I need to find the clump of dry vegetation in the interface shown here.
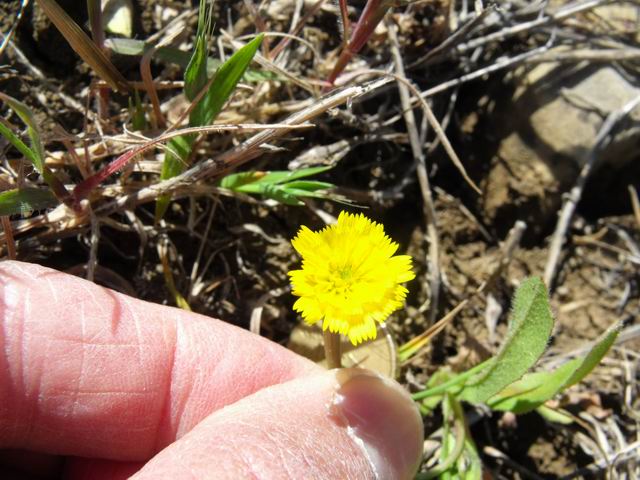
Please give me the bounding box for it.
[1,0,639,477]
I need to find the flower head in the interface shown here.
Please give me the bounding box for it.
[288,211,415,345]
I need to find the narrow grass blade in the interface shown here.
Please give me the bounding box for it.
[250,166,332,185]
[0,93,45,172]
[191,34,264,127]
[460,277,554,403]
[36,0,130,92]
[0,188,57,216]
[0,93,71,203]
[159,241,192,311]
[219,167,339,206]
[0,120,40,169]
[155,34,263,220]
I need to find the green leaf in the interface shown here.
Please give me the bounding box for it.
[218,171,267,189]
[460,277,554,403]
[459,438,483,480]
[218,168,340,206]
[563,320,620,388]
[487,360,578,413]
[251,166,332,185]
[0,93,45,173]
[279,180,334,191]
[0,93,70,203]
[220,166,332,190]
[0,188,57,216]
[128,90,147,130]
[0,120,40,169]
[536,405,574,424]
[184,36,210,101]
[487,321,620,413]
[191,34,264,127]
[155,34,263,221]
[155,135,194,221]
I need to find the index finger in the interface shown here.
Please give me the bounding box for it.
[0,261,318,461]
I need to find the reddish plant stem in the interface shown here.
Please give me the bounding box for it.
[326,0,394,87]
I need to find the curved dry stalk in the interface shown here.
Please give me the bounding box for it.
[388,20,441,324]
[73,123,314,202]
[352,69,481,195]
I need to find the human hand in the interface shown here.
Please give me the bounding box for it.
[0,261,423,479]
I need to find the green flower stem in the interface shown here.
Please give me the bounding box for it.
[323,329,342,369]
[411,360,490,401]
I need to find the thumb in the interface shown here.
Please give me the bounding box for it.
[132,368,424,479]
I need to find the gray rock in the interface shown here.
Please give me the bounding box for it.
[481,62,640,233]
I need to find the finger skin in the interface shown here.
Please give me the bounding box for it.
[0,261,318,460]
[131,369,424,480]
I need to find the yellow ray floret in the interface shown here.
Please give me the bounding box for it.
[288,211,415,345]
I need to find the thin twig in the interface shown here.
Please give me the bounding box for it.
[86,212,99,282]
[455,0,614,54]
[188,198,218,302]
[485,221,526,344]
[420,42,552,100]
[0,0,30,57]
[388,20,441,324]
[410,5,495,68]
[270,0,326,59]
[354,68,481,194]
[1,216,16,260]
[628,185,640,232]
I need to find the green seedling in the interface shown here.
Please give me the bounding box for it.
[219,166,349,206]
[410,277,621,478]
[155,0,263,220]
[0,188,57,217]
[0,93,70,208]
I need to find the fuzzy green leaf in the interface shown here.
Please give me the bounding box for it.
[0,188,57,216]
[460,277,554,403]
[563,321,620,388]
[487,360,578,413]
[487,321,620,413]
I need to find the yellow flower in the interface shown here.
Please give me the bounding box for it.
[288,211,415,345]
